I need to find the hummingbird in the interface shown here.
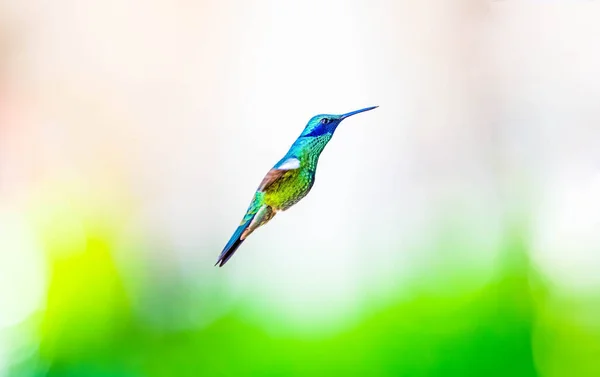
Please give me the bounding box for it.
[215,106,378,267]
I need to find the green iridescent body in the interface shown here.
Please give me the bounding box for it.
[263,134,330,210]
[216,106,377,267]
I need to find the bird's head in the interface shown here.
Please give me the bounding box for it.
[300,106,378,138]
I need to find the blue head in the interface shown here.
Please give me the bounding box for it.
[300,106,378,138]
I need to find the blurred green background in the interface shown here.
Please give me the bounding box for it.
[2,1,600,376]
[4,208,600,377]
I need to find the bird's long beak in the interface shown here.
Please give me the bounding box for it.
[339,106,378,120]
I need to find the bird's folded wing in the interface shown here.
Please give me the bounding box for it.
[258,157,299,192]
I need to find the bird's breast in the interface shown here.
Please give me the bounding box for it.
[263,168,315,211]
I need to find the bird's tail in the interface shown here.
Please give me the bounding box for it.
[215,218,252,267]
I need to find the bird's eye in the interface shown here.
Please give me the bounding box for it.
[321,118,330,124]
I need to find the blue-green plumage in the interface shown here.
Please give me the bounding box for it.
[216,106,378,267]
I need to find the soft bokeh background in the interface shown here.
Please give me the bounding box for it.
[1,0,600,376]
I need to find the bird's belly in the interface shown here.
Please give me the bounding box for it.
[263,170,314,211]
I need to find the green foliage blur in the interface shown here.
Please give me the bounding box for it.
[7,215,600,377]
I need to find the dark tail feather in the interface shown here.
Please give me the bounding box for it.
[215,219,251,267]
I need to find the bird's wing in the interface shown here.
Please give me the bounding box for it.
[258,157,300,192]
